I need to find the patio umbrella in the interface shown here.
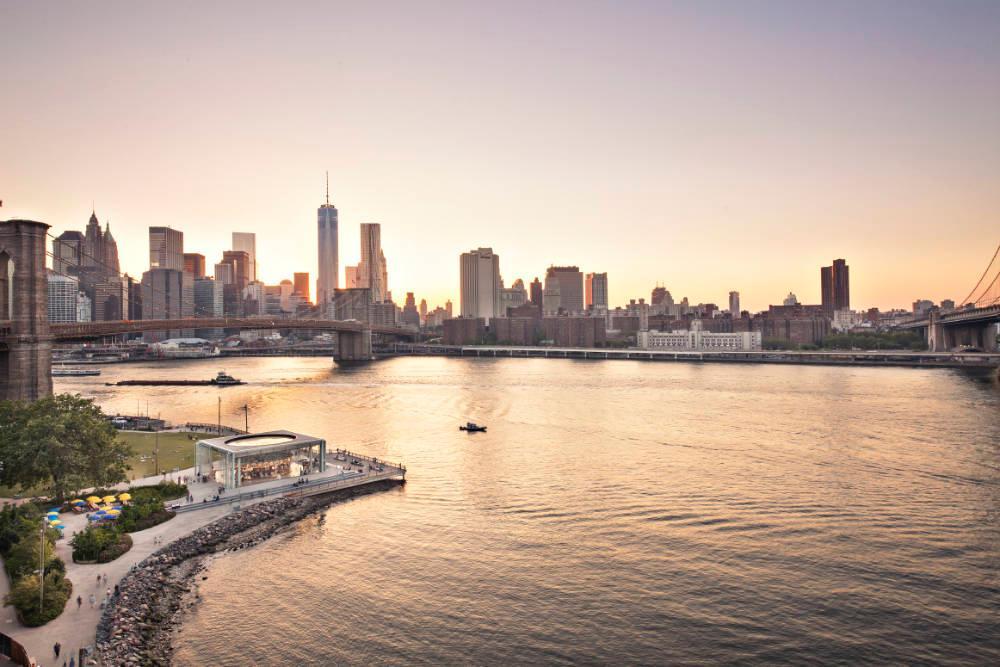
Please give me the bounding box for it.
[118,492,132,501]
[71,499,85,505]
[86,496,101,504]
[87,514,102,521]
[106,509,120,517]
[46,511,59,518]
[103,495,117,503]
[48,519,61,526]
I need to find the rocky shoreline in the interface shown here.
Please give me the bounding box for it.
[95,480,402,666]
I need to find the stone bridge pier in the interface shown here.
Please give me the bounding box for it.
[927,310,998,352]
[335,328,374,362]
[0,219,53,401]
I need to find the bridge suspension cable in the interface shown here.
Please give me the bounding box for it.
[958,242,1000,306]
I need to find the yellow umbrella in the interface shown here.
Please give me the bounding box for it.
[48,519,61,526]
[105,509,120,516]
[103,495,117,503]
[118,492,132,501]
[86,496,101,504]
[71,499,84,504]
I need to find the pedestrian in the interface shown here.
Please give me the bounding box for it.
[114,584,120,596]
[106,587,111,600]
[89,593,95,607]
[76,595,82,610]
[54,642,61,657]
[96,573,101,586]
[70,656,75,667]
[102,573,108,586]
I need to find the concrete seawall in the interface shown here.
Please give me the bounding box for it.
[385,344,1000,371]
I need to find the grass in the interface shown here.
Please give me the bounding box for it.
[0,431,211,498]
[119,431,211,479]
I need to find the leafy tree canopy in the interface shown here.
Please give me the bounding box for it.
[0,394,133,500]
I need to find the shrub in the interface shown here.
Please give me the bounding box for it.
[71,525,134,563]
[129,481,187,502]
[5,571,73,627]
[4,527,57,580]
[118,496,174,533]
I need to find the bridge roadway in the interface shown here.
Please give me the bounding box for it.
[389,343,1000,369]
[47,317,419,341]
[894,303,1000,329]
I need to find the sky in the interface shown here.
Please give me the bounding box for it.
[2,0,998,312]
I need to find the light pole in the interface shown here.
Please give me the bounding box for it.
[38,520,45,614]
[217,396,222,434]
[243,404,249,433]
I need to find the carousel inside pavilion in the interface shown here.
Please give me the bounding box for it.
[194,430,327,489]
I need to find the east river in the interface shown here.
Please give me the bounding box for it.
[57,356,1000,665]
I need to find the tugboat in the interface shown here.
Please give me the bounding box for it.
[459,422,487,432]
[210,371,243,386]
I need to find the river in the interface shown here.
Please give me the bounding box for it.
[57,356,1000,665]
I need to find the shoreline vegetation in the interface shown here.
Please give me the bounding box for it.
[96,479,402,665]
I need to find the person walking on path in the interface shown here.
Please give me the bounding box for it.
[76,595,82,610]
[89,593,96,607]
[102,573,108,586]
[54,642,61,658]
[96,573,101,586]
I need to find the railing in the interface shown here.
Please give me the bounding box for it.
[183,422,248,436]
[172,467,404,513]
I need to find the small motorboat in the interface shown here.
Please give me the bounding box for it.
[459,422,487,432]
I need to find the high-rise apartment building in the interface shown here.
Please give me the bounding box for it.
[149,227,184,271]
[47,272,83,322]
[232,232,257,282]
[358,223,386,302]
[729,291,740,315]
[317,178,339,307]
[545,266,584,314]
[51,231,83,275]
[821,259,850,314]
[140,268,193,340]
[585,272,608,310]
[460,248,501,321]
[184,253,206,278]
[293,272,310,302]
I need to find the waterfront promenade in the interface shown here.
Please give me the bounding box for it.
[388,343,1000,369]
[0,451,404,666]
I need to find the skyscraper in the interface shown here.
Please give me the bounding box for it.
[729,291,741,315]
[51,231,83,275]
[184,253,206,278]
[358,223,386,302]
[221,250,251,289]
[529,278,543,307]
[545,266,584,314]
[232,232,257,282]
[585,272,608,310]
[821,258,850,313]
[317,175,339,307]
[460,248,501,321]
[149,227,184,271]
[293,272,310,302]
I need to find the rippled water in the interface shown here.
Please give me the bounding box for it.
[59,357,1000,665]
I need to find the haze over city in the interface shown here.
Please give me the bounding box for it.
[3,1,998,312]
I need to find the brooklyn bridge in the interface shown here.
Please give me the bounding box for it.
[0,219,418,401]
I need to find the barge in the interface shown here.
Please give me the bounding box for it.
[111,371,245,387]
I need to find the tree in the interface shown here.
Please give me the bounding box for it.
[0,394,133,500]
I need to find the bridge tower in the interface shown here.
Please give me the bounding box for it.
[0,219,53,401]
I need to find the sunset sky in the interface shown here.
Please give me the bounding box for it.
[2,1,998,312]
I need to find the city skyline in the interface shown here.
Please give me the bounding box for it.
[3,2,999,311]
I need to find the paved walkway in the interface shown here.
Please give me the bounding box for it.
[0,456,376,666]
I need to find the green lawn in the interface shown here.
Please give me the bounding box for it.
[118,431,211,480]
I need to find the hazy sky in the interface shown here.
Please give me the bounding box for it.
[2,1,998,311]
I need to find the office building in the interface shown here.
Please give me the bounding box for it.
[149,227,184,271]
[821,258,850,314]
[221,250,251,289]
[345,265,359,288]
[194,277,224,317]
[544,266,583,314]
[460,247,502,321]
[585,272,608,310]
[214,262,234,285]
[184,253,206,278]
[500,279,528,315]
[293,272,310,302]
[51,231,83,275]
[92,276,130,321]
[358,223,387,302]
[402,292,420,328]
[529,278,543,307]
[141,268,193,340]
[729,291,740,315]
[232,232,257,282]
[317,178,339,307]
